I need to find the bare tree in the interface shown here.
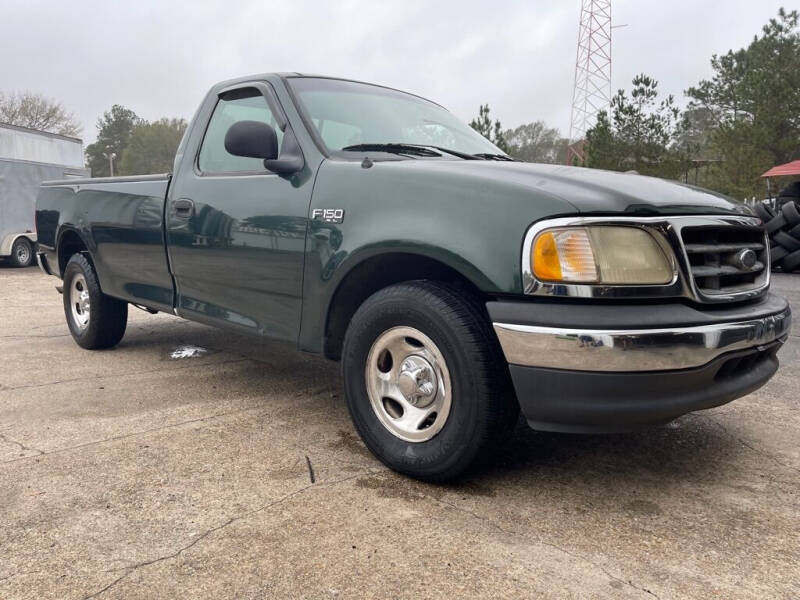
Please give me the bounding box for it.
[0,91,82,136]
[504,121,569,164]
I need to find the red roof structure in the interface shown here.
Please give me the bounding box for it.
[762,160,800,177]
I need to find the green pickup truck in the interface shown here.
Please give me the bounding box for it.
[35,74,791,481]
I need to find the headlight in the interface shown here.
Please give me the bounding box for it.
[531,226,673,285]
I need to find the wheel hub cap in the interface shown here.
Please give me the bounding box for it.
[397,356,437,407]
[69,274,91,330]
[365,326,452,443]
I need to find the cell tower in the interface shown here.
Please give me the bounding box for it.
[567,0,612,164]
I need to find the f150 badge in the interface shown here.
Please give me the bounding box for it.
[312,208,345,224]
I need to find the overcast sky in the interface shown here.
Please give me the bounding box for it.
[0,0,787,145]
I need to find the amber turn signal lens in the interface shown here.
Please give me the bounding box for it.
[532,228,598,282]
[532,232,562,281]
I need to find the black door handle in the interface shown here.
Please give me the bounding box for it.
[173,198,194,218]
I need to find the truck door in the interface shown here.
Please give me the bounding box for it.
[165,85,312,341]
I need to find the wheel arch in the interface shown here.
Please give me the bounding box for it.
[56,228,92,277]
[321,248,494,361]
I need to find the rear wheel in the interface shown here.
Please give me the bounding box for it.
[8,237,33,268]
[341,281,518,482]
[63,253,128,349]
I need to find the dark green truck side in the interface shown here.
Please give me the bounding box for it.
[36,74,792,481]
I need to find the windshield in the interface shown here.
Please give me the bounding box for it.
[287,77,503,156]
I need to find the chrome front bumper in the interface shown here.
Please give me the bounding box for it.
[493,306,791,372]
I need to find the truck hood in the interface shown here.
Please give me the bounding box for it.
[409,160,752,216]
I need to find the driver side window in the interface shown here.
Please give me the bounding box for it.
[198,91,283,173]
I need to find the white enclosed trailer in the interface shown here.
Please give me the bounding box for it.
[0,123,89,266]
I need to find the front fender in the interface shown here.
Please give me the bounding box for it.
[296,159,577,354]
[298,238,499,355]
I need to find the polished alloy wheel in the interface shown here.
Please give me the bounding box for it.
[70,273,91,330]
[365,326,452,442]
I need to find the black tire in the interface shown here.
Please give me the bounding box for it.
[341,281,519,482]
[63,253,128,349]
[765,213,786,235]
[781,200,800,227]
[8,237,34,268]
[771,245,789,265]
[754,202,774,222]
[781,249,800,273]
[772,230,800,252]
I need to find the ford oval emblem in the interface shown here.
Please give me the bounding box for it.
[735,248,757,269]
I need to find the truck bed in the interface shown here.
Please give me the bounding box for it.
[36,173,175,311]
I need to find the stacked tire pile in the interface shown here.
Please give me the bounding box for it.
[755,182,800,273]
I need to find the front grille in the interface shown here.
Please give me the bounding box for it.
[681,226,768,297]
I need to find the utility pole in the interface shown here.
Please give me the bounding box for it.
[567,0,613,165]
[103,151,116,177]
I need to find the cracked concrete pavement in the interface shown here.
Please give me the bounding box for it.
[0,266,798,599]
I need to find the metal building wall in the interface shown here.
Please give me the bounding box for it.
[0,160,89,247]
[0,124,85,167]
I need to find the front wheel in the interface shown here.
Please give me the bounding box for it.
[8,237,34,268]
[341,281,519,482]
[63,253,128,349]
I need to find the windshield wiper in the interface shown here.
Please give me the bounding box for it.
[341,143,442,158]
[472,153,515,161]
[341,143,482,160]
[425,146,482,160]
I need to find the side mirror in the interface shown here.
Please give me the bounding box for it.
[224,120,279,160]
[264,128,305,176]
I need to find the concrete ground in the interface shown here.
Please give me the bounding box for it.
[0,265,798,600]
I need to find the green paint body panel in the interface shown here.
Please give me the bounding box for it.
[36,177,174,312]
[34,73,754,356]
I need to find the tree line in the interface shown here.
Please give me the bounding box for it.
[83,106,187,177]
[470,8,800,200]
[0,93,185,176]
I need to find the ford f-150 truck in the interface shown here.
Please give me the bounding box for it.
[36,74,792,481]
